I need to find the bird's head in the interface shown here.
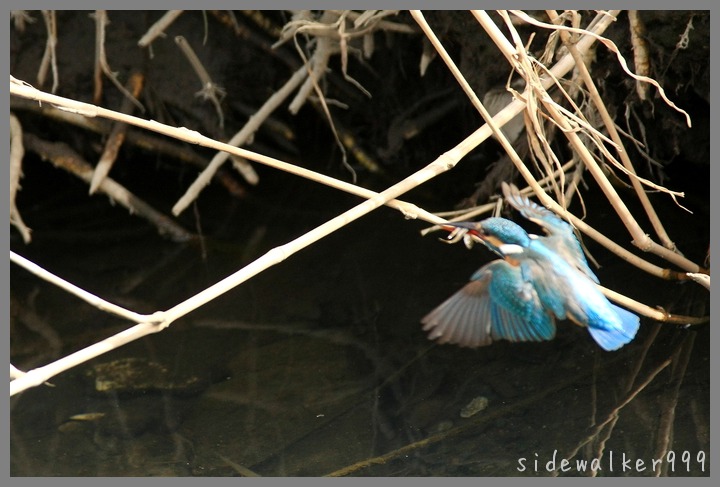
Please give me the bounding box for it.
[475,217,532,248]
[439,217,531,255]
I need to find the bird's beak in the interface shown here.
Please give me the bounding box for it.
[437,222,484,247]
[440,221,481,234]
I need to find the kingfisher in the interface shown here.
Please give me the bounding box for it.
[422,183,640,351]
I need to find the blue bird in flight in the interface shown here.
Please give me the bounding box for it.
[422,183,640,351]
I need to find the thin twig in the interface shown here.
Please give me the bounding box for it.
[508,9,691,127]
[9,9,708,397]
[627,11,651,101]
[10,252,154,324]
[10,96,247,199]
[90,71,145,194]
[425,11,700,283]
[37,10,58,93]
[10,78,438,225]
[23,133,194,242]
[546,10,682,254]
[9,54,548,395]
[653,333,695,476]
[475,10,703,275]
[287,11,358,181]
[170,62,321,212]
[9,114,32,243]
[175,35,226,128]
[137,10,184,47]
[93,10,144,112]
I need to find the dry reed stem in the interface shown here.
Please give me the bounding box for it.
[92,11,144,112]
[8,143,452,395]
[286,11,360,180]
[23,133,193,242]
[432,12,701,282]
[288,15,336,115]
[89,71,145,194]
[137,10,184,47]
[170,63,313,214]
[509,10,691,127]
[9,114,31,244]
[10,96,247,198]
[475,11,703,276]
[627,10,651,101]
[10,252,153,324]
[175,35,226,128]
[37,10,58,93]
[10,78,439,225]
[546,9,680,253]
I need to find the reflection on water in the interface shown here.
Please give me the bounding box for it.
[10,174,710,477]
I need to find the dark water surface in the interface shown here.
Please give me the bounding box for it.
[10,160,710,477]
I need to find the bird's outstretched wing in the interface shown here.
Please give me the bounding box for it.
[422,260,555,347]
[501,182,598,283]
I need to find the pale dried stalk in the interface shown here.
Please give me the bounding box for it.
[286,11,360,180]
[23,133,192,242]
[546,9,681,254]
[137,10,184,47]
[9,114,31,243]
[175,35,226,128]
[10,320,165,396]
[37,10,58,93]
[627,10,650,101]
[476,11,702,275]
[443,12,697,286]
[10,78,439,225]
[274,10,410,48]
[10,252,153,324]
[175,10,414,211]
[422,160,579,223]
[288,21,334,115]
[89,72,145,194]
[410,11,519,171]
[444,12,693,280]
[509,9,691,127]
[170,64,314,214]
[600,285,707,325]
[505,13,699,273]
[332,9,414,34]
[93,10,144,112]
[519,55,685,200]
